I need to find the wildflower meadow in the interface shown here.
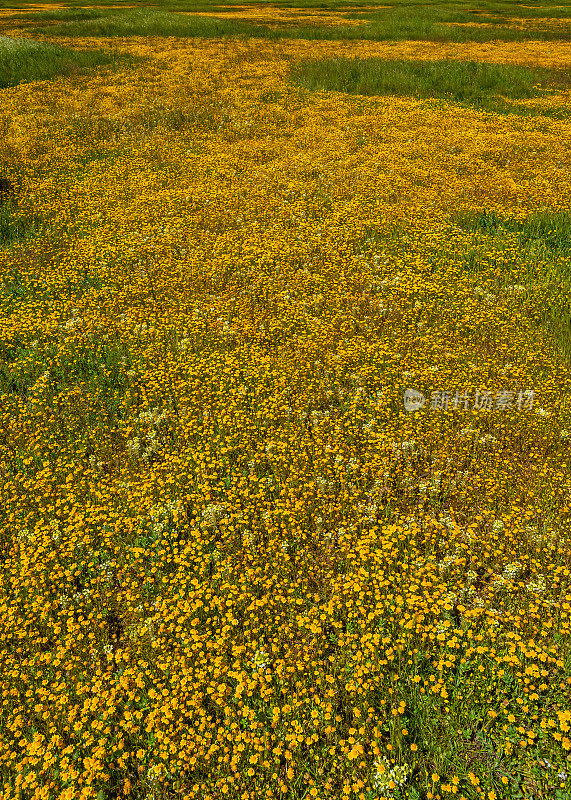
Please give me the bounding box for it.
[0,1,570,799]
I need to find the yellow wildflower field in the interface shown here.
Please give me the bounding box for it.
[0,9,571,800]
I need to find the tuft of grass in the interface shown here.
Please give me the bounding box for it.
[0,35,130,88]
[287,56,571,117]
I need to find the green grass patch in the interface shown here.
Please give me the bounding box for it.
[287,56,571,117]
[458,208,571,257]
[0,35,130,88]
[455,207,571,361]
[12,7,107,23]
[27,9,281,38]
[0,201,35,248]
[338,2,571,41]
[16,0,571,43]
[0,180,42,249]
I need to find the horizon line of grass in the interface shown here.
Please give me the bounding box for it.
[16,3,571,43]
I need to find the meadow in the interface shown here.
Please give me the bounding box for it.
[0,1,570,799]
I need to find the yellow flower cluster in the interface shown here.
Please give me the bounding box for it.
[0,21,570,800]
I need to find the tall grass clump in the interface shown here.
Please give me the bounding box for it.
[288,56,571,116]
[28,9,280,39]
[0,35,125,88]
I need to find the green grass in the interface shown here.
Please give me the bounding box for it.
[14,7,107,23]
[27,9,281,39]
[287,56,571,118]
[338,1,571,41]
[453,208,571,362]
[0,204,29,248]
[0,35,130,88]
[0,198,41,249]
[17,0,570,42]
[459,208,571,255]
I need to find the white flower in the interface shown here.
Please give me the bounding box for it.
[371,757,411,795]
[458,426,477,437]
[503,562,523,581]
[526,575,546,594]
[147,765,164,784]
[202,503,226,528]
[251,649,270,672]
[126,436,141,455]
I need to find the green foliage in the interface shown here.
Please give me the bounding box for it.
[0,35,128,88]
[454,208,571,361]
[460,208,571,255]
[287,56,571,119]
[289,56,566,102]
[28,9,280,39]
[0,201,30,247]
[20,0,571,43]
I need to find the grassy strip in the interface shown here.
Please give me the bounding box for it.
[13,8,107,22]
[0,35,131,88]
[339,2,571,38]
[25,9,571,43]
[287,56,571,117]
[27,9,282,39]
